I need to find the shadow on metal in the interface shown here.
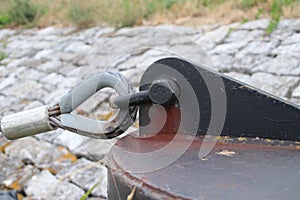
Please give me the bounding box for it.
[107,57,300,200]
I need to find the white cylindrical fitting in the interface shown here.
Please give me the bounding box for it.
[1,106,54,140]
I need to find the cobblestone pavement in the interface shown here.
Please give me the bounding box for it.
[0,19,300,199]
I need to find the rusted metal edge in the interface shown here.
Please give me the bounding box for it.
[139,57,300,141]
[107,134,300,200]
[107,155,190,200]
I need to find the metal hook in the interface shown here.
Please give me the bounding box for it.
[0,71,137,140]
[51,71,138,139]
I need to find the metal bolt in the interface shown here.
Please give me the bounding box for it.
[110,79,181,109]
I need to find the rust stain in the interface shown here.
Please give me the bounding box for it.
[56,146,78,163]
[97,111,114,120]
[109,132,300,200]
[57,152,77,163]
[0,142,11,153]
[57,146,65,151]
[46,167,57,175]
[116,134,299,154]
[17,193,23,200]
[9,181,22,191]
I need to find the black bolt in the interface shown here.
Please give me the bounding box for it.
[110,79,180,108]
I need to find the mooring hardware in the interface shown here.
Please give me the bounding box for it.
[0,57,300,199]
[107,58,300,200]
[1,71,138,140]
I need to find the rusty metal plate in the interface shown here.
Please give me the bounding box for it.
[107,134,300,200]
[139,58,300,141]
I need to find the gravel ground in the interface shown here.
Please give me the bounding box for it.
[0,18,299,199]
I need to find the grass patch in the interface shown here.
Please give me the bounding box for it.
[266,0,282,34]
[200,0,229,8]
[0,0,12,28]
[0,0,47,28]
[0,0,300,30]
[145,0,178,17]
[0,14,11,28]
[68,0,96,29]
[97,0,147,28]
[255,8,264,19]
[0,50,7,61]
[80,181,99,200]
[241,0,260,9]
[9,0,47,27]
[266,0,298,34]
[241,18,249,24]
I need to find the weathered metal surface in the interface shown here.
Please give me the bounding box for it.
[139,58,300,141]
[108,57,300,199]
[0,71,138,140]
[57,71,138,139]
[1,106,54,140]
[108,134,300,200]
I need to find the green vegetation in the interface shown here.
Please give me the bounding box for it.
[241,0,259,9]
[0,0,299,33]
[146,0,177,17]
[241,18,249,24]
[9,0,39,25]
[0,0,12,28]
[0,0,46,27]
[0,50,7,61]
[255,8,264,19]
[200,0,228,8]
[80,182,99,200]
[96,0,181,28]
[99,0,146,28]
[0,14,11,28]
[68,1,95,29]
[266,0,297,34]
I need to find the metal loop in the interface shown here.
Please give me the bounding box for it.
[51,71,137,139]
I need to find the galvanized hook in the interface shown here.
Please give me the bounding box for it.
[1,71,137,140]
[52,71,138,139]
